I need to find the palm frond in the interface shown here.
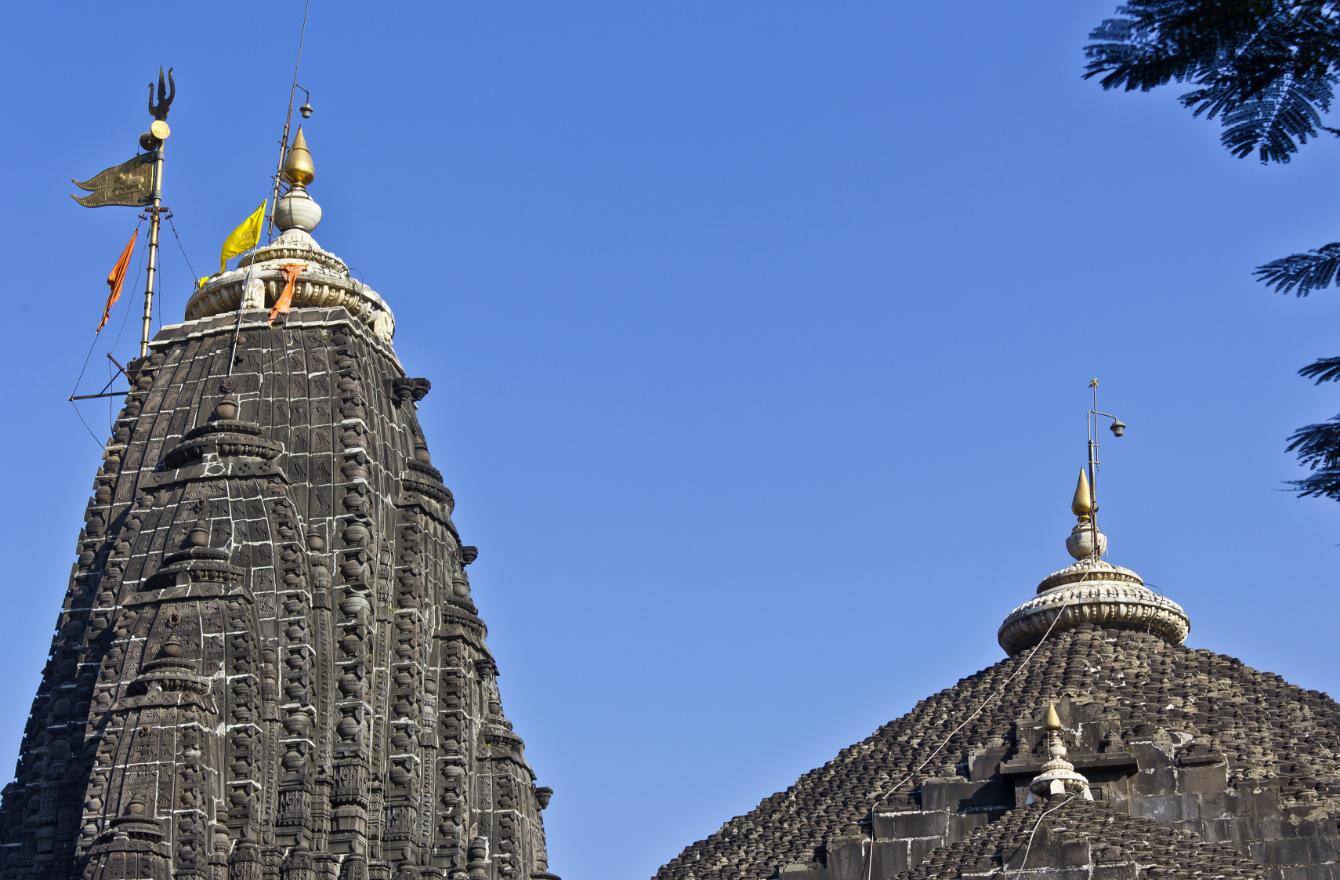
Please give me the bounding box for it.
[1254,242,1340,295]
[1085,0,1340,163]
[1298,356,1340,384]
[1219,73,1332,161]
[1287,416,1340,499]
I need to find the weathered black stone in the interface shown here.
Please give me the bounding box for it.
[660,625,1340,880]
[0,308,555,879]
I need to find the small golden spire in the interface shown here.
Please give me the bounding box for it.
[1029,700,1091,802]
[1044,701,1063,731]
[283,127,315,187]
[1070,468,1093,520]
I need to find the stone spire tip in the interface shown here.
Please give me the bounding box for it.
[1070,468,1093,519]
[275,126,322,234]
[1065,467,1107,562]
[283,126,315,186]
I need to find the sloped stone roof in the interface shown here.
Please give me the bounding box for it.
[892,798,1262,880]
[654,625,1340,880]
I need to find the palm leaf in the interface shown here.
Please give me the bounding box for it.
[1254,242,1340,295]
[1287,417,1340,499]
[1218,73,1332,161]
[1298,356,1340,384]
[1085,0,1340,163]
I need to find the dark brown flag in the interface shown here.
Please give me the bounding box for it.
[71,153,154,208]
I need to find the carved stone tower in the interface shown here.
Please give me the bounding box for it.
[0,132,558,880]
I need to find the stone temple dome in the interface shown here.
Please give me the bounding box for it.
[0,129,557,879]
[654,467,1340,880]
[997,469,1190,656]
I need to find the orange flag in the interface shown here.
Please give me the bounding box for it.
[268,263,306,324]
[97,227,139,332]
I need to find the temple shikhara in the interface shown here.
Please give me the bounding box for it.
[654,463,1340,880]
[0,125,557,879]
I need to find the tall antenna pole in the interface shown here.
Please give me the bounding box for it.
[141,69,175,358]
[266,0,314,240]
[1087,378,1101,559]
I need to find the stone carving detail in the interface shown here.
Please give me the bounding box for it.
[0,310,554,878]
[187,235,395,344]
[998,560,1190,655]
[390,378,431,407]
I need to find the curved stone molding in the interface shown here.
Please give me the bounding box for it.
[998,560,1189,655]
[162,419,283,468]
[184,229,395,343]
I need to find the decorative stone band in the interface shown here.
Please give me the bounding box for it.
[1028,763,1093,803]
[142,546,242,591]
[162,419,283,468]
[80,807,171,875]
[399,463,456,525]
[184,232,395,343]
[241,236,349,274]
[997,561,1190,655]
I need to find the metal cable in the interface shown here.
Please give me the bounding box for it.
[166,211,200,285]
[229,0,313,374]
[1011,794,1080,880]
[69,220,150,447]
[860,569,1094,880]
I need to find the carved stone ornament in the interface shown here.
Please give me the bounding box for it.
[997,559,1190,655]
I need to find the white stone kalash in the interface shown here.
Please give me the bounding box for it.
[183,127,396,343]
[1027,702,1095,804]
[996,468,1191,656]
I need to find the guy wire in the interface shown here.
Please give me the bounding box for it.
[860,569,1091,880]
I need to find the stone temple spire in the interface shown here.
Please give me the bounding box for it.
[1027,702,1093,804]
[0,120,555,877]
[996,466,1191,656]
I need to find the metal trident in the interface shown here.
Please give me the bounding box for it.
[148,67,175,121]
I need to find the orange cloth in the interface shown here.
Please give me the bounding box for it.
[268,263,306,324]
[98,227,139,332]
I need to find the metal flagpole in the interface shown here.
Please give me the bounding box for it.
[140,68,175,358]
[140,144,164,358]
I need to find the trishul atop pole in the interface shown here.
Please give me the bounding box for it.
[139,67,174,358]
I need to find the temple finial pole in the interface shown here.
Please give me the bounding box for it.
[266,0,315,240]
[1083,379,1126,562]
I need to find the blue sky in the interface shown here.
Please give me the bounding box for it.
[2,3,1339,878]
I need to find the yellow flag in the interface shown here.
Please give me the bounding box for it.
[218,201,266,273]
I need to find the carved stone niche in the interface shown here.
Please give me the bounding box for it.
[79,802,171,880]
[116,640,216,715]
[160,416,283,470]
[126,539,249,609]
[999,699,1133,805]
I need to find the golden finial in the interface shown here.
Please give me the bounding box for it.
[1070,468,1093,520]
[1028,700,1091,801]
[283,127,315,187]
